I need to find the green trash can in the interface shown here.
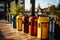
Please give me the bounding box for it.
[12,14,18,28]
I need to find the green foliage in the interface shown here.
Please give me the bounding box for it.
[48,5,55,13]
[10,4,24,15]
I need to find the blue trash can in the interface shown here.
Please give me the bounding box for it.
[49,16,55,40]
[12,14,18,28]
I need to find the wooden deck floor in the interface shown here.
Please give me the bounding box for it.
[0,20,57,40]
[0,20,38,40]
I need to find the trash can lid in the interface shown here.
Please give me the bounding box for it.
[38,17,49,22]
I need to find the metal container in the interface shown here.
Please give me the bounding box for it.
[16,14,23,31]
[49,16,55,40]
[29,16,37,36]
[22,15,29,33]
[12,14,18,28]
[37,16,49,40]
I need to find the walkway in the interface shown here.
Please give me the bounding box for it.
[0,20,38,40]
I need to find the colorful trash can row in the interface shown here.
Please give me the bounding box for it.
[12,14,56,40]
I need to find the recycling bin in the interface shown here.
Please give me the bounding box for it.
[29,16,37,36]
[49,16,55,39]
[16,14,23,31]
[12,14,18,28]
[22,15,29,33]
[37,16,49,40]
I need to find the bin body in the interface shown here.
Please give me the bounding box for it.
[12,14,18,28]
[16,15,22,31]
[29,16,37,36]
[22,16,29,33]
[49,17,55,39]
[37,17,49,40]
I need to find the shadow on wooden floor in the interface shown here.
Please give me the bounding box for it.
[0,29,6,40]
[55,23,60,40]
[0,29,14,40]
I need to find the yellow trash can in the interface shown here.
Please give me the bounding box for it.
[37,16,49,40]
[16,14,23,31]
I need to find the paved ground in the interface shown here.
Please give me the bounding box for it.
[0,20,39,40]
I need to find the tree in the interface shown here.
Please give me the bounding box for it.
[48,5,55,15]
[37,4,40,12]
[10,4,24,15]
[37,4,41,11]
